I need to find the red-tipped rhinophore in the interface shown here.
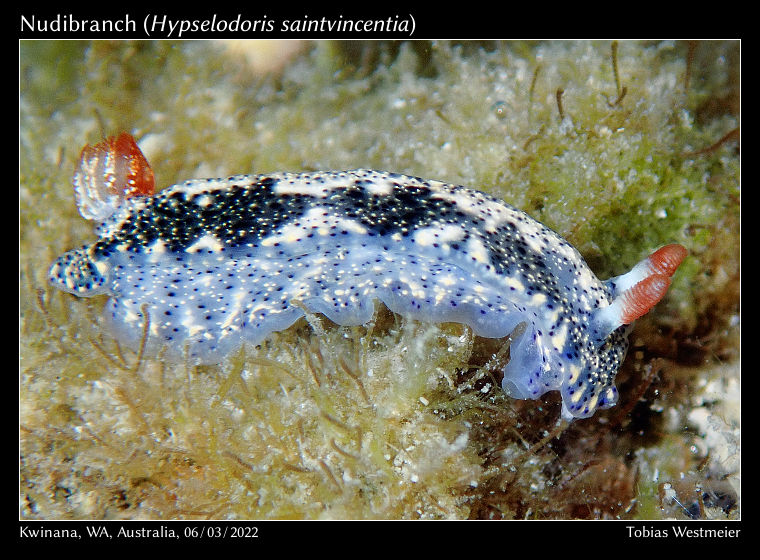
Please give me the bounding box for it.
[593,244,687,342]
[619,273,671,325]
[647,244,688,278]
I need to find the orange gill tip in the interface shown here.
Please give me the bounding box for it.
[110,132,155,199]
[73,132,155,222]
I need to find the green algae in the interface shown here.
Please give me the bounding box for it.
[20,40,739,519]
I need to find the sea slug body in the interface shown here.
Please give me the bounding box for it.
[48,134,687,420]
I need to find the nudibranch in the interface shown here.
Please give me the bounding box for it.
[48,133,687,420]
